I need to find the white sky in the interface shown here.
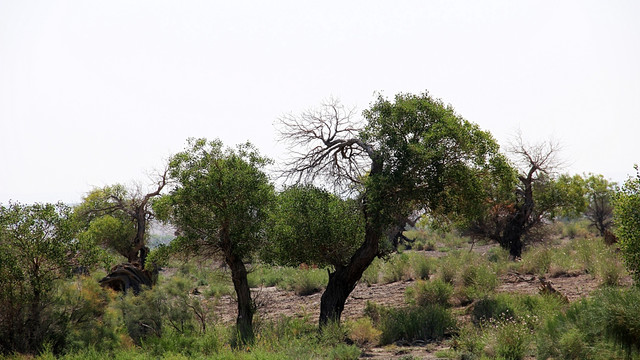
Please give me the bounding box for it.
[1,1,639,204]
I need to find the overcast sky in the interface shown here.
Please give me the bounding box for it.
[1,1,639,204]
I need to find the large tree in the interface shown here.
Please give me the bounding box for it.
[0,202,77,354]
[75,171,167,269]
[279,93,507,325]
[157,138,274,344]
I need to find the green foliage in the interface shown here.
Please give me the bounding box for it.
[247,265,327,295]
[365,302,456,345]
[163,138,275,259]
[408,252,435,280]
[613,166,640,283]
[361,92,509,229]
[520,246,553,276]
[56,276,124,352]
[264,184,364,268]
[537,287,640,359]
[405,278,453,308]
[491,316,533,360]
[74,181,164,267]
[162,138,275,343]
[583,173,616,235]
[0,202,78,354]
[471,296,516,325]
[381,252,412,283]
[346,317,381,347]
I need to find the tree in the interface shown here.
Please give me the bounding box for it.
[279,93,507,325]
[157,138,274,344]
[583,174,616,237]
[466,134,589,258]
[0,202,77,354]
[613,166,640,284]
[75,171,168,269]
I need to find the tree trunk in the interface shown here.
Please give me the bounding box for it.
[319,224,381,326]
[501,220,525,258]
[226,253,254,344]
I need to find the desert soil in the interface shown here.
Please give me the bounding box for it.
[196,243,628,359]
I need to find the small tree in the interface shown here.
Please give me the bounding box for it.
[279,93,507,325]
[0,202,77,354]
[158,138,274,344]
[75,171,167,269]
[467,136,585,258]
[584,174,616,237]
[613,166,640,284]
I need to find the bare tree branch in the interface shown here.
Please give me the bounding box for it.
[277,98,371,191]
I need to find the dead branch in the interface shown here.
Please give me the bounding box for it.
[277,98,372,190]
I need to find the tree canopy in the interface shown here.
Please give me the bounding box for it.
[613,166,640,283]
[280,92,508,324]
[157,138,275,343]
[264,184,364,269]
[0,202,77,354]
[75,172,167,268]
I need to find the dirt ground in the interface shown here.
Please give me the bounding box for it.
[204,242,630,359]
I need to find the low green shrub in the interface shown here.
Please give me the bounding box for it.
[365,302,456,345]
[471,296,515,325]
[362,258,383,285]
[291,269,327,296]
[491,317,532,360]
[405,278,453,307]
[520,246,553,276]
[382,253,411,283]
[537,287,640,359]
[346,317,381,347]
[408,252,435,280]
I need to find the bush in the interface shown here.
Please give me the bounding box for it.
[537,287,640,359]
[409,253,434,280]
[471,296,516,325]
[491,317,532,360]
[613,169,640,283]
[405,279,453,307]
[56,276,124,352]
[365,302,455,345]
[361,258,383,285]
[382,253,412,283]
[291,269,327,296]
[347,317,381,347]
[520,246,553,276]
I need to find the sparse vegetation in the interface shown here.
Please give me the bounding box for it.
[1,93,637,359]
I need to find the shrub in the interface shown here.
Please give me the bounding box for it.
[492,317,532,360]
[347,317,381,347]
[56,276,123,352]
[382,253,411,283]
[536,287,640,359]
[362,258,383,285]
[291,269,327,296]
[438,261,458,285]
[365,303,456,345]
[405,279,453,307]
[453,323,485,359]
[520,246,552,276]
[409,253,434,280]
[613,169,640,283]
[471,297,515,325]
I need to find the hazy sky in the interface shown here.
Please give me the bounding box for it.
[1,1,639,204]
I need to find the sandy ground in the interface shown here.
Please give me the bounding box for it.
[183,243,631,359]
